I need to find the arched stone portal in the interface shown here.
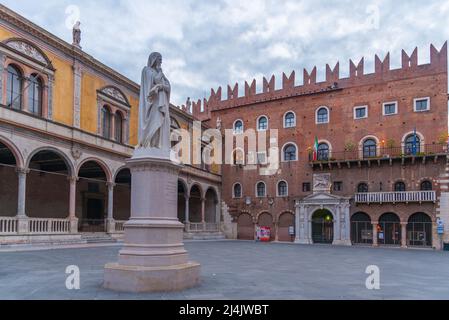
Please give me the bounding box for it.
[311,209,334,244]
[295,192,351,246]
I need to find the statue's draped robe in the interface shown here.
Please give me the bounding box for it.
[138,66,171,152]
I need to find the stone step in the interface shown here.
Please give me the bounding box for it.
[81,233,117,244]
[186,233,226,241]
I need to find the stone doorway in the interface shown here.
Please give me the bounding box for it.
[311,209,334,244]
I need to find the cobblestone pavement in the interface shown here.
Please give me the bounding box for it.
[0,240,448,300]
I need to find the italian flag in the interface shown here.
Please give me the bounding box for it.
[313,137,319,161]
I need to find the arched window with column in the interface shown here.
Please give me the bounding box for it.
[317,143,330,161]
[233,119,244,134]
[6,65,23,110]
[102,106,112,139]
[257,116,268,131]
[420,180,433,191]
[316,107,329,124]
[394,181,406,192]
[115,112,124,143]
[357,183,369,193]
[233,183,242,198]
[256,182,266,198]
[404,134,421,155]
[28,74,43,116]
[277,181,288,197]
[363,139,377,158]
[284,111,296,128]
[283,143,298,162]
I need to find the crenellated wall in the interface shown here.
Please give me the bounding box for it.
[191,43,448,121]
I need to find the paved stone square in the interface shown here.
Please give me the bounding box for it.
[0,241,449,300]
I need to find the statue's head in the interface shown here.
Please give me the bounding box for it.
[148,52,162,70]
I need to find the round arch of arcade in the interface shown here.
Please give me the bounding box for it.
[350,210,435,248]
[236,211,296,242]
[0,135,25,169]
[177,179,221,232]
[0,138,132,235]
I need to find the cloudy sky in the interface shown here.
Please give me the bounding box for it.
[3,0,449,106]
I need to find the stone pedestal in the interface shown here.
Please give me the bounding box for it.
[104,155,200,292]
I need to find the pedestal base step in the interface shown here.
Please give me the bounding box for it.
[104,261,201,293]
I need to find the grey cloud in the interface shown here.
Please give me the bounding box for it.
[3,0,448,105]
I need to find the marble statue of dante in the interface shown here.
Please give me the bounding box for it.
[138,52,171,152]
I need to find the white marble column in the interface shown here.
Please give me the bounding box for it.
[333,206,341,244]
[344,205,351,242]
[184,195,190,223]
[106,182,116,233]
[16,168,29,234]
[201,197,206,229]
[68,176,79,233]
[295,204,310,244]
[304,206,310,243]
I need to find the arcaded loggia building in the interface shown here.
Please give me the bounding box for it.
[192,39,449,249]
[0,5,223,244]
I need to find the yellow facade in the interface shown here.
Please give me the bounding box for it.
[0,23,139,141]
[49,52,74,126]
[128,95,139,146]
[80,71,106,133]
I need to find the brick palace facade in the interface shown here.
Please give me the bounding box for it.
[192,40,449,249]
